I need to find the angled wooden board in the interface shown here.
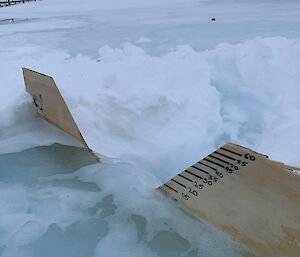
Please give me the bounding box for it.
[22,67,98,160]
[159,143,300,257]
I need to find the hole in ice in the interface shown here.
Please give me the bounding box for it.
[0,143,98,186]
[149,230,191,257]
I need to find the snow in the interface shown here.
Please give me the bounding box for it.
[0,0,300,256]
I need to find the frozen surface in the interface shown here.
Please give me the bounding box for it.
[0,0,300,256]
[1,0,300,56]
[0,144,256,257]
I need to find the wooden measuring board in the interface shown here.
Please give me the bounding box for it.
[159,143,300,257]
[22,68,99,161]
[22,68,300,256]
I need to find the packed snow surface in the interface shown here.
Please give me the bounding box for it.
[1,0,300,256]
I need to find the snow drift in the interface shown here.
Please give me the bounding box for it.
[1,37,300,182]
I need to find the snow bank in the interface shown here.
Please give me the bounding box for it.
[1,37,300,182]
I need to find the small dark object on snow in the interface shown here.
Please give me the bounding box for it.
[211,18,216,21]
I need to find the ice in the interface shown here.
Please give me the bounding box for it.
[1,0,300,256]
[0,144,256,257]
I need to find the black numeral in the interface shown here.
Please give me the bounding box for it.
[188,187,198,196]
[229,163,239,170]
[225,167,233,173]
[244,154,256,161]
[216,171,223,178]
[194,181,204,189]
[182,193,189,200]
[203,178,213,185]
[236,160,248,166]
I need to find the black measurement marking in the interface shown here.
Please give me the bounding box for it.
[198,161,217,171]
[244,153,256,161]
[184,170,204,180]
[178,174,193,183]
[188,187,198,196]
[191,165,210,175]
[164,184,178,193]
[203,158,225,168]
[171,179,187,188]
[225,167,233,173]
[209,154,229,164]
[33,94,43,112]
[202,178,213,185]
[181,193,189,200]
[194,181,204,189]
[214,151,236,161]
[215,171,223,178]
[236,160,248,166]
[220,147,242,157]
[191,165,217,182]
